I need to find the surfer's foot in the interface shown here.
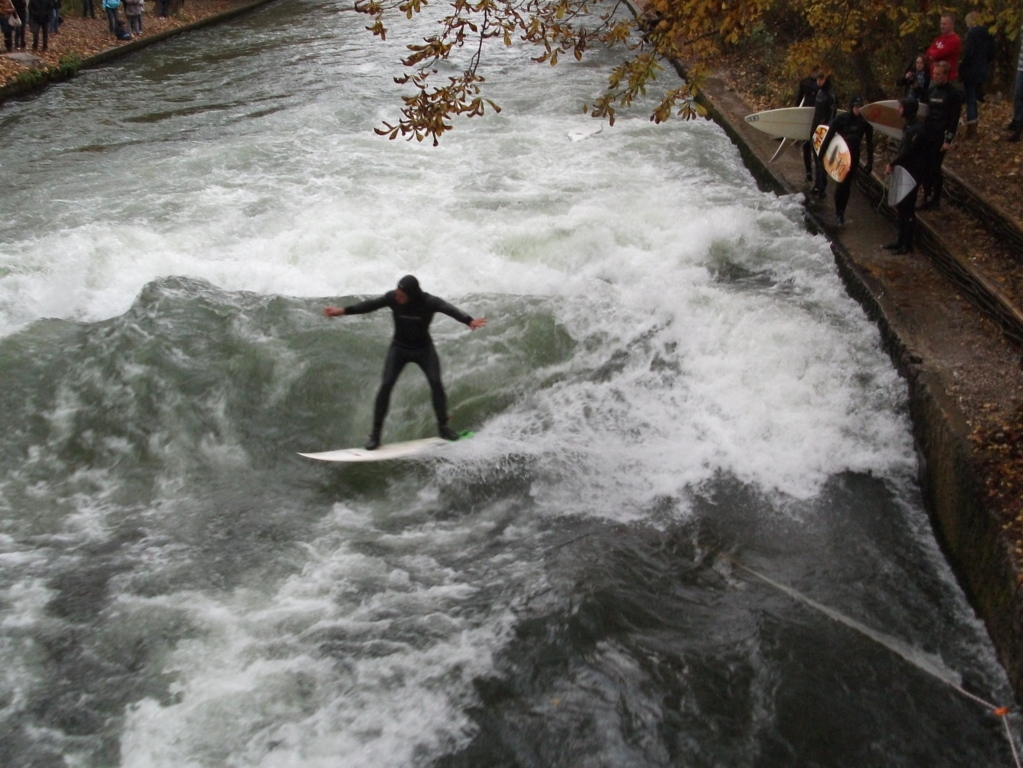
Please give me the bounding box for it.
[439,425,458,441]
[365,433,381,451]
[836,212,845,225]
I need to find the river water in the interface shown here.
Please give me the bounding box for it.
[0,1,1018,766]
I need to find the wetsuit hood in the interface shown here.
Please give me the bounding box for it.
[397,275,423,302]
[898,97,919,122]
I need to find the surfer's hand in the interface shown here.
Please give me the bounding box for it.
[884,164,893,175]
[324,307,346,317]
[469,318,487,330]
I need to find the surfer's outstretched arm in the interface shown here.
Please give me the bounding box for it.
[325,295,390,318]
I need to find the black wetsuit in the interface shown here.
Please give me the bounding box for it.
[795,76,820,178]
[890,116,927,250]
[920,81,963,206]
[344,290,474,438]
[811,80,836,195]
[819,111,874,221]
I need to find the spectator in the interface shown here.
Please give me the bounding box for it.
[960,11,995,138]
[0,0,16,52]
[101,0,119,33]
[884,97,927,254]
[123,0,142,36]
[82,0,95,19]
[900,54,930,101]
[919,60,963,211]
[156,0,169,16]
[1008,25,1023,143]
[819,95,874,226]
[810,71,836,199]
[926,12,961,81]
[26,0,52,50]
[10,0,25,48]
[795,69,821,182]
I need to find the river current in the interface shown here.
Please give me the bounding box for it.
[0,1,1018,766]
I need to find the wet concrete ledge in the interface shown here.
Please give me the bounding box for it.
[696,79,1023,701]
[0,0,279,104]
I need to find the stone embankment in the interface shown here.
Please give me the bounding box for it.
[698,74,1023,703]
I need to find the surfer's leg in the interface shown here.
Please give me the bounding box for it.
[834,175,852,223]
[417,345,453,439]
[369,346,407,448]
[892,188,918,254]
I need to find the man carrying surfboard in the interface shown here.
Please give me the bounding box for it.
[324,276,487,450]
[818,95,874,226]
[884,97,927,254]
[810,72,836,198]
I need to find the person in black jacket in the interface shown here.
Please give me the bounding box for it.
[819,95,874,226]
[884,98,927,254]
[919,60,963,210]
[324,275,487,450]
[960,11,996,137]
[810,73,836,198]
[795,70,821,182]
[900,53,930,100]
[26,0,51,51]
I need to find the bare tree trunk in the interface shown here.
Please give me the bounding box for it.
[850,43,885,101]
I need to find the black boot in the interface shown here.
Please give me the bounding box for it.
[439,423,458,441]
[365,431,381,450]
[894,220,915,254]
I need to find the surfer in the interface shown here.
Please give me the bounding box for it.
[883,97,927,254]
[809,71,836,199]
[324,276,487,450]
[918,60,963,211]
[818,95,874,226]
[794,69,822,182]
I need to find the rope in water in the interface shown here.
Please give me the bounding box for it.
[714,549,1022,768]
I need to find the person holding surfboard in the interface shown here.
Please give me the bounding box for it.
[324,276,487,450]
[818,95,874,226]
[795,69,822,182]
[810,72,836,199]
[884,97,927,254]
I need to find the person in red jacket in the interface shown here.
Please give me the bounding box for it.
[927,12,962,81]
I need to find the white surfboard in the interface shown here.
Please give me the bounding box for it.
[299,432,471,463]
[862,100,929,140]
[887,166,917,206]
[812,125,853,183]
[744,107,816,140]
